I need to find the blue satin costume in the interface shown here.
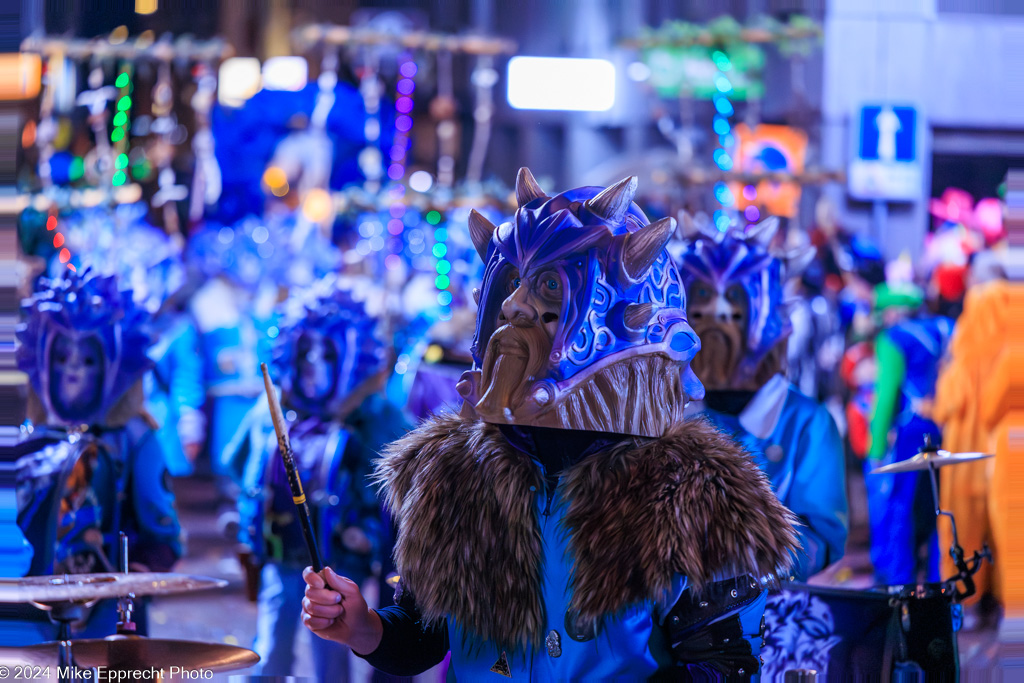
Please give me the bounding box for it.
[695,377,849,581]
[145,316,206,477]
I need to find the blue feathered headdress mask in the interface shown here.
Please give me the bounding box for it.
[676,218,816,386]
[17,269,154,427]
[271,275,386,418]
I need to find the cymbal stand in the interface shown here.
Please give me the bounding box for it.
[33,594,84,683]
[116,533,136,634]
[920,435,990,601]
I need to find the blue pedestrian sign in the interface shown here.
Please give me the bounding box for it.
[849,104,922,201]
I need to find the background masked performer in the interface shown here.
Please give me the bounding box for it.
[226,277,387,683]
[677,220,849,581]
[12,270,182,644]
[867,282,954,585]
[301,169,798,681]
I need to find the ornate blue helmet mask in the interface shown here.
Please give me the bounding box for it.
[17,270,153,427]
[676,219,815,391]
[271,276,386,419]
[456,168,703,438]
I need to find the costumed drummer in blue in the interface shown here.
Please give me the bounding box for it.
[676,218,849,581]
[301,169,799,681]
[228,277,385,683]
[12,270,182,644]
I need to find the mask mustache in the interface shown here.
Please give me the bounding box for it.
[690,319,745,390]
[475,323,552,420]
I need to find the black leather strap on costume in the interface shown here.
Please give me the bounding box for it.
[659,575,764,682]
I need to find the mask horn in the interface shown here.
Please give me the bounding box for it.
[585,176,638,225]
[785,245,817,277]
[622,216,675,281]
[515,167,547,207]
[468,210,497,261]
[678,210,703,240]
[747,216,780,247]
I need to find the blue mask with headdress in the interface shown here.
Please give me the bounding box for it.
[456,168,703,438]
[271,276,386,418]
[676,219,815,390]
[17,269,153,427]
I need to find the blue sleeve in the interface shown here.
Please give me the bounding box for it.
[236,418,268,557]
[129,431,183,570]
[788,407,849,579]
[168,322,206,446]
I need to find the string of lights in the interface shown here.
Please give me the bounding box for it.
[383,54,417,274]
[710,49,738,231]
[111,66,132,187]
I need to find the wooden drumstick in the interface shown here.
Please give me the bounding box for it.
[261,362,324,572]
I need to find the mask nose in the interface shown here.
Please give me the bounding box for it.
[714,296,732,323]
[501,287,538,327]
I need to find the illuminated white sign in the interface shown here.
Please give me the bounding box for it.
[507,57,615,112]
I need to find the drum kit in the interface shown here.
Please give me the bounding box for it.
[765,437,993,682]
[0,535,260,682]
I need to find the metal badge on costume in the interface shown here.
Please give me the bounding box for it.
[676,219,815,391]
[16,270,153,427]
[271,276,386,419]
[456,168,704,438]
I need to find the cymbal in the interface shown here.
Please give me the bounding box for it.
[0,573,228,604]
[3,635,259,672]
[872,450,994,475]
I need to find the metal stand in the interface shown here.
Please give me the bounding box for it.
[920,435,990,600]
[44,599,83,683]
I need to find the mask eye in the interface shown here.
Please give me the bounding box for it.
[725,284,745,304]
[507,271,522,294]
[546,278,559,290]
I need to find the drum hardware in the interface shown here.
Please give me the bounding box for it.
[116,533,136,634]
[8,637,261,674]
[0,538,250,683]
[865,435,995,680]
[871,435,992,601]
[0,572,228,603]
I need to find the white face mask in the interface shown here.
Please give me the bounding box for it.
[50,333,105,422]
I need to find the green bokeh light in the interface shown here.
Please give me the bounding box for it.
[112,171,127,186]
[115,154,129,169]
[132,159,153,179]
[432,243,447,258]
[113,112,127,127]
[115,73,130,88]
[435,260,451,275]
[435,275,450,290]
[69,157,84,181]
[117,96,132,112]
[426,210,441,225]
[110,128,125,142]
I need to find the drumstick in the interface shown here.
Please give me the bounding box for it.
[261,362,325,572]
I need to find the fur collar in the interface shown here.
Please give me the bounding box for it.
[376,412,799,652]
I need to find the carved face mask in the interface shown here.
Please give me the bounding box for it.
[686,280,750,391]
[677,218,815,391]
[457,168,704,438]
[295,330,340,403]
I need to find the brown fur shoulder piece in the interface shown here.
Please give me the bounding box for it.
[560,416,799,626]
[375,412,799,651]
[375,412,545,652]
